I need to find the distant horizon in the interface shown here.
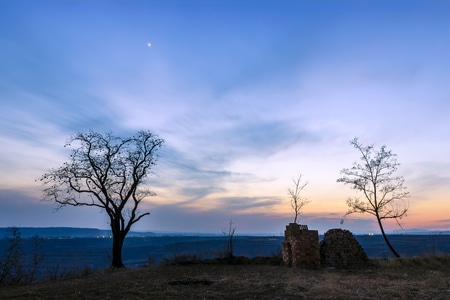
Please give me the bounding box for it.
[1,226,449,237]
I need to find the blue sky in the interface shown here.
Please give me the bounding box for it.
[1,0,449,234]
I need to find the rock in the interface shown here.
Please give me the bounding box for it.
[320,228,368,268]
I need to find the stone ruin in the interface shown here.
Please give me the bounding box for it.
[282,223,320,267]
[320,228,368,268]
[282,225,368,268]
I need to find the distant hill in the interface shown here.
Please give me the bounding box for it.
[392,228,450,235]
[0,227,157,238]
[1,227,448,239]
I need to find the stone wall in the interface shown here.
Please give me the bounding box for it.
[320,228,368,268]
[282,223,320,267]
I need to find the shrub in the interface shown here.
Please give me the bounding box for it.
[0,227,45,285]
[162,253,200,265]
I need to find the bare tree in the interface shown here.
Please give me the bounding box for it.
[0,227,25,284]
[39,130,164,268]
[288,174,310,224]
[222,220,236,259]
[337,138,409,258]
[0,227,45,284]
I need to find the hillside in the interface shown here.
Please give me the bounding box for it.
[0,256,449,299]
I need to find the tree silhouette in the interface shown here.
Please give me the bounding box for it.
[288,173,310,224]
[39,130,164,268]
[222,220,236,259]
[337,138,409,258]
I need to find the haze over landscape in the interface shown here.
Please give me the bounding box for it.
[1,1,449,235]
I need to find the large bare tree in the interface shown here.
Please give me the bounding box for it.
[288,174,310,224]
[337,138,409,258]
[39,130,164,268]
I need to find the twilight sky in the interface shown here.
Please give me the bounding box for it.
[1,0,449,235]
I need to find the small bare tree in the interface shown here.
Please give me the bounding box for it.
[39,130,164,268]
[288,174,310,224]
[0,228,45,285]
[222,220,236,259]
[337,138,409,258]
[0,227,25,284]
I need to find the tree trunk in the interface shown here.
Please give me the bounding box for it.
[110,219,126,268]
[376,214,401,258]
[111,236,124,268]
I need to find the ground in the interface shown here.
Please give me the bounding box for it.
[0,256,449,299]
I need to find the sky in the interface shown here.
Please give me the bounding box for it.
[1,0,449,235]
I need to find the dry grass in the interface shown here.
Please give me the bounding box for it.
[0,255,449,299]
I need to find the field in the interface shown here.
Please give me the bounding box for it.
[1,232,449,298]
[1,233,449,276]
[0,255,449,299]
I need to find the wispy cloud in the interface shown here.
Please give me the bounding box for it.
[0,189,110,228]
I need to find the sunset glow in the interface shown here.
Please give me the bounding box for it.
[1,0,449,234]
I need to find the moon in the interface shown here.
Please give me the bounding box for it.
[147,42,152,47]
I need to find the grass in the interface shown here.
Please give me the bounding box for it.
[0,255,449,299]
